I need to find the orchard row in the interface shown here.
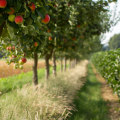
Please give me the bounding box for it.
[0,0,117,85]
[91,49,120,97]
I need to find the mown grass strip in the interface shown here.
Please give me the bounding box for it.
[69,64,110,120]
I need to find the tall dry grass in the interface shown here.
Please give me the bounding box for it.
[0,60,88,120]
[0,59,45,78]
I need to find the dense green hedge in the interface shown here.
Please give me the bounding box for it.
[91,49,120,96]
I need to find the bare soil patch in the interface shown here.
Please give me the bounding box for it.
[92,65,120,120]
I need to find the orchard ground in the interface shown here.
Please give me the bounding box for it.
[0,59,46,78]
[0,60,88,120]
[0,60,120,119]
[0,59,60,95]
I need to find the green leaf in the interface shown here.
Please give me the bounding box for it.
[7,22,15,39]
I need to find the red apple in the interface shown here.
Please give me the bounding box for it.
[6,47,9,51]
[19,58,27,64]
[7,8,15,15]
[44,14,50,23]
[15,16,23,24]
[29,2,36,11]
[49,36,52,41]
[77,25,80,28]
[34,42,38,47]
[21,58,27,63]
[6,46,12,51]
[72,38,76,41]
[42,14,50,24]
[47,29,51,33]
[0,0,7,8]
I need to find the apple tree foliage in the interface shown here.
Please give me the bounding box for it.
[0,0,117,85]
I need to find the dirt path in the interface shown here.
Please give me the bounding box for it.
[92,65,120,120]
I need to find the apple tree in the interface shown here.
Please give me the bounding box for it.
[0,0,51,85]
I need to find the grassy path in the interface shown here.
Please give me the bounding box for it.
[92,65,120,120]
[69,64,110,120]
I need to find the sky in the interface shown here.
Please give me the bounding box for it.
[101,0,120,45]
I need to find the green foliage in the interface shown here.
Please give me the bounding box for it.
[109,34,120,50]
[0,0,117,70]
[91,49,120,96]
[0,0,52,68]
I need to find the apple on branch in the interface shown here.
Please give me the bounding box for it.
[29,2,36,12]
[34,42,38,47]
[77,25,80,28]
[15,16,23,24]
[0,0,7,8]
[8,15,15,22]
[7,8,15,15]
[19,58,27,65]
[6,46,12,51]
[49,36,52,41]
[42,14,50,24]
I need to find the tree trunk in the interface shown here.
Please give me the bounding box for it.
[64,57,67,71]
[53,51,57,77]
[69,59,72,69]
[72,59,76,68]
[75,59,77,65]
[0,22,5,36]
[45,55,50,80]
[33,52,38,85]
[60,58,63,72]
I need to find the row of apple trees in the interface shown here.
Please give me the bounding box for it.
[0,0,117,85]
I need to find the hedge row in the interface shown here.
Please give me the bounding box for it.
[91,49,120,96]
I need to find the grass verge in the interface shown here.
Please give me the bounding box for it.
[69,64,110,120]
[0,61,87,120]
[0,65,60,95]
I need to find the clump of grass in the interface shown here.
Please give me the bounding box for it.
[0,61,88,120]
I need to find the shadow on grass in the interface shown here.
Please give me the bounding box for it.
[69,64,110,120]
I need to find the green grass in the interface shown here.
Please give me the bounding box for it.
[69,64,110,120]
[0,65,61,95]
[0,63,83,120]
